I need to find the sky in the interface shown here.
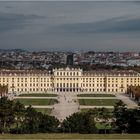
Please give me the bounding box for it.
[0,1,140,51]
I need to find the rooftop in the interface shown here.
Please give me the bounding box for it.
[0,69,139,77]
[83,70,139,77]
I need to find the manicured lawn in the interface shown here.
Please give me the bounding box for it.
[77,94,115,97]
[96,122,112,130]
[35,108,52,115]
[19,93,57,97]
[14,99,57,105]
[0,134,140,139]
[79,99,120,106]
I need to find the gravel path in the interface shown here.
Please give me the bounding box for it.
[80,106,114,109]
[25,105,54,108]
[51,92,79,121]
[115,93,138,108]
[14,97,57,99]
[77,97,117,99]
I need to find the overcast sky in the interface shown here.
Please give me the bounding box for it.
[0,1,140,51]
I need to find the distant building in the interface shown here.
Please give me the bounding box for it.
[127,59,140,66]
[0,67,140,94]
[66,54,74,65]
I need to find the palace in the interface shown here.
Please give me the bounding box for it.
[0,67,140,94]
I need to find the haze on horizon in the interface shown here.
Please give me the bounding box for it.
[0,1,140,52]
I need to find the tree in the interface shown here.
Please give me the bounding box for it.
[38,114,59,133]
[20,106,60,134]
[0,97,15,133]
[127,108,140,133]
[12,101,26,134]
[114,100,128,133]
[87,108,114,134]
[61,112,96,133]
[0,84,8,97]
[96,108,113,134]
[0,97,60,134]
[21,106,41,133]
[127,85,140,102]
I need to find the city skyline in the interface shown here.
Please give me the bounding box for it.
[0,1,140,51]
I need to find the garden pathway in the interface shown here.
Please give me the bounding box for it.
[14,97,57,99]
[115,93,138,108]
[51,92,79,121]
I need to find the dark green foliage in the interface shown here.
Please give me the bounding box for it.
[20,106,41,133]
[61,112,96,133]
[0,97,15,133]
[38,114,59,133]
[0,97,60,134]
[12,101,26,134]
[114,100,140,133]
[0,97,140,134]
[61,108,114,134]
[125,109,140,133]
[113,100,128,133]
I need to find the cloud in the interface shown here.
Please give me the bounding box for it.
[58,16,140,34]
[0,1,140,51]
[0,12,44,32]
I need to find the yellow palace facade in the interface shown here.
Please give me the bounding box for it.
[0,67,140,94]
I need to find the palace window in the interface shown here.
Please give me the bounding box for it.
[25,78,27,82]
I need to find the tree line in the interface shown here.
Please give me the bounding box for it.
[0,97,59,134]
[61,101,140,134]
[0,97,140,134]
[127,85,140,104]
[0,85,8,97]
